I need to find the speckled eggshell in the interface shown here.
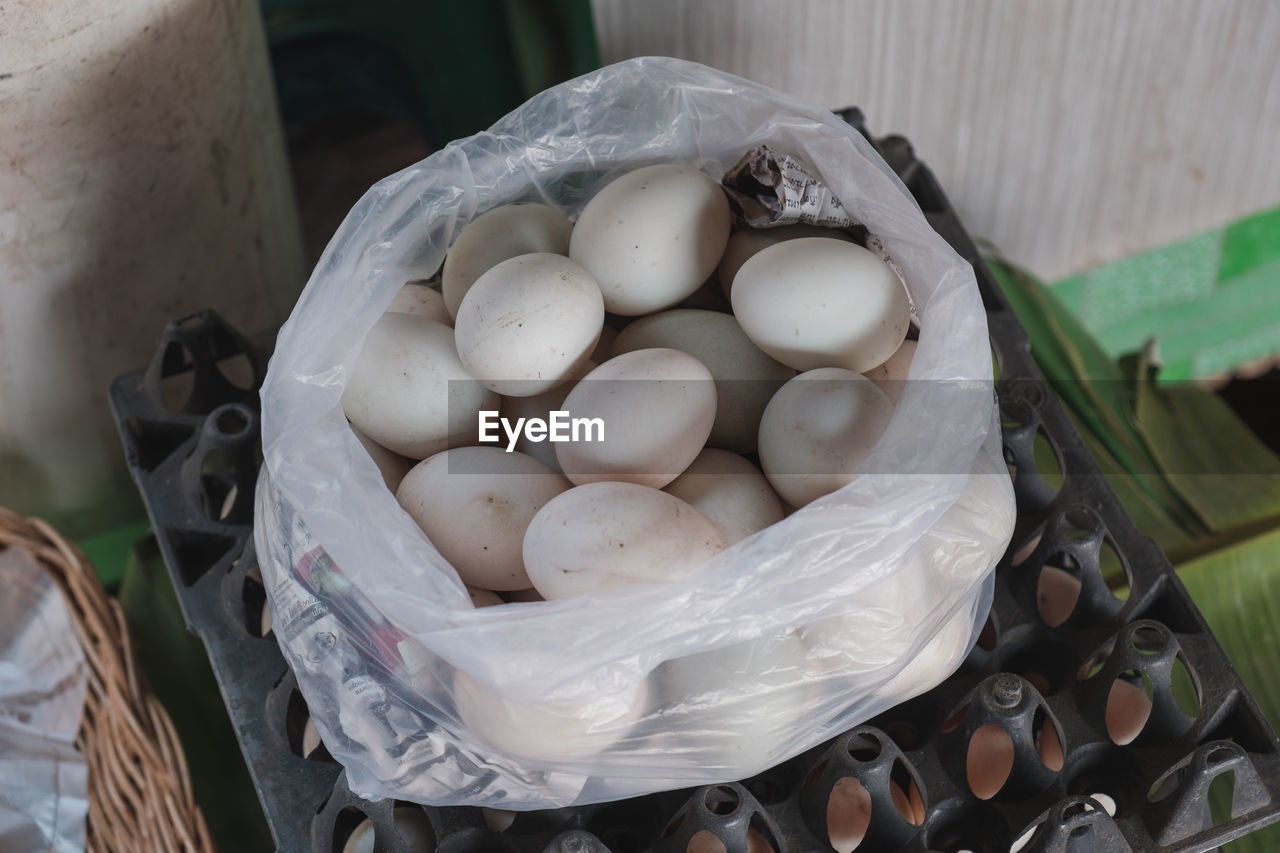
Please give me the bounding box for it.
[862,339,916,405]
[454,253,604,396]
[396,447,569,590]
[340,313,498,459]
[663,449,785,545]
[570,164,730,315]
[757,368,895,507]
[610,309,795,453]
[442,203,573,318]
[387,282,452,326]
[717,224,854,298]
[556,348,716,488]
[523,482,728,599]
[732,237,911,373]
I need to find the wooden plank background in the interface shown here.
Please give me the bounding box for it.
[591,0,1280,280]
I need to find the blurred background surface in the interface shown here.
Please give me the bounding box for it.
[3,4,1280,849]
[592,0,1280,282]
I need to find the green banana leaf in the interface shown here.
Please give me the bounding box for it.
[1125,341,1280,548]
[987,258,1211,537]
[1179,528,1280,852]
[986,255,1280,547]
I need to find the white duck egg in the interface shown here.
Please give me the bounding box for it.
[757,368,894,507]
[862,339,916,405]
[732,238,910,373]
[341,313,497,459]
[523,481,727,599]
[611,309,794,453]
[570,164,730,315]
[717,224,854,298]
[442,203,573,318]
[396,447,569,590]
[387,282,452,326]
[454,253,603,397]
[556,348,716,488]
[663,448,784,545]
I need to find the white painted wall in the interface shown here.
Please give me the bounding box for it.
[592,0,1280,280]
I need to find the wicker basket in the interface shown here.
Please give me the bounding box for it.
[0,507,215,853]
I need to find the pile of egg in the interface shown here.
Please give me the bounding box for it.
[341,163,914,606]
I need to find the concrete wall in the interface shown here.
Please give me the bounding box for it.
[0,0,305,535]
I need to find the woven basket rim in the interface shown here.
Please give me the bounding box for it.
[0,507,215,853]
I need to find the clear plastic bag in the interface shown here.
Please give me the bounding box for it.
[255,56,1015,808]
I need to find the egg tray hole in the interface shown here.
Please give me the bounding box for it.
[109,111,1280,853]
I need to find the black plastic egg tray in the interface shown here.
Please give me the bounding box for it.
[109,109,1280,853]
